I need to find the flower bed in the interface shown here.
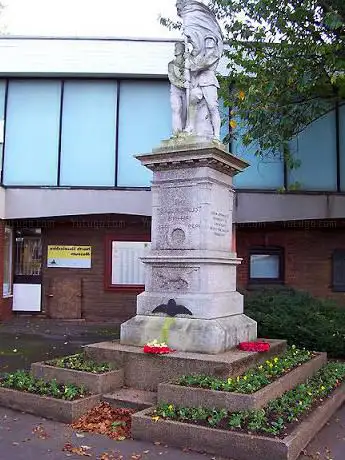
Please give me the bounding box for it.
[131,362,345,460]
[0,370,89,400]
[154,362,345,438]
[177,346,313,394]
[0,371,100,423]
[158,352,326,411]
[46,353,113,373]
[32,355,124,394]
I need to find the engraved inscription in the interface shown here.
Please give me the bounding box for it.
[158,206,201,222]
[210,211,230,237]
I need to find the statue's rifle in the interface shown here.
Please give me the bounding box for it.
[184,37,191,131]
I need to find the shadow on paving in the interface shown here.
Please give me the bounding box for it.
[0,318,120,375]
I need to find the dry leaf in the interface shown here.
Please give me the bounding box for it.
[32,425,49,440]
[62,443,92,457]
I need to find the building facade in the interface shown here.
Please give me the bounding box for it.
[0,36,344,322]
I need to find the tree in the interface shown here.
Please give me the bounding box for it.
[208,0,345,165]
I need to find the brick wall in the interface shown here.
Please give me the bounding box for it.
[236,223,345,304]
[42,215,150,322]
[5,215,344,322]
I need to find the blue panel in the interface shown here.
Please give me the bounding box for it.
[0,80,6,119]
[288,110,337,191]
[0,80,7,171]
[117,81,171,187]
[60,81,117,187]
[3,80,61,186]
[339,105,345,191]
[232,125,284,189]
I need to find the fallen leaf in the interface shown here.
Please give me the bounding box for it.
[143,451,150,454]
[75,433,85,438]
[154,442,161,446]
[32,425,49,440]
[71,403,134,441]
[62,443,92,457]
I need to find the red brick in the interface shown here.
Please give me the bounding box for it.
[236,222,345,305]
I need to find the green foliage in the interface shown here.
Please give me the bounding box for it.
[46,353,112,374]
[0,370,89,400]
[177,346,313,393]
[155,362,345,436]
[207,0,345,165]
[244,287,345,358]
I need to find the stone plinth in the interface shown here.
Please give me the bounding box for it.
[85,340,286,391]
[121,139,257,354]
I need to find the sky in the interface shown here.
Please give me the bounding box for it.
[0,0,182,38]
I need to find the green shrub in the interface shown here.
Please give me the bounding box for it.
[244,287,345,358]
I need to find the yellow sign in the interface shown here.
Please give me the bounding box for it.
[47,245,92,269]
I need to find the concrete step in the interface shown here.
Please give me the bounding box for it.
[85,339,287,391]
[102,388,157,410]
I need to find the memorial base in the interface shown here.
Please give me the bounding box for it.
[120,314,257,355]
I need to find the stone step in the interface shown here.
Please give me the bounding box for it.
[85,338,287,391]
[102,388,157,410]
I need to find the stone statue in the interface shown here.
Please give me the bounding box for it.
[175,0,223,139]
[168,42,187,134]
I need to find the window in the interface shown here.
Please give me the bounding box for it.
[3,80,61,186]
[332,249,345,292]
[249,247,284,284]
[105,236,151,290]
[3,227,13,297]
[60,81,117,186]
[117,81,171,187]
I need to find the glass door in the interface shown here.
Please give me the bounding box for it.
[13,229,42,312]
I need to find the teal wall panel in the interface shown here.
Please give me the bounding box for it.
[3,80,61,186]
[288,110,337,191]
[232,127,284,189]
[117,81,171,187]
[60,81,117,187]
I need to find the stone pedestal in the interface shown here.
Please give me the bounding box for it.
[121,139,257,354]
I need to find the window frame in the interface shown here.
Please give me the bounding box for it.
[332,249,345,292]
[104,234,150,292]
[248,247,284,285]
[3,226,14,297]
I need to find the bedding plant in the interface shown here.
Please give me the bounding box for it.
[0,370,89,400]
[177,346,313,394]
[153,362,345,438]
[46,353,112,374]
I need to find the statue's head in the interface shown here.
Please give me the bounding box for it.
[176,0,187,17]
[174,41,185,57]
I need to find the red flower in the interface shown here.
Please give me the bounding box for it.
[238,342,270,352]
[143,345,174,354]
